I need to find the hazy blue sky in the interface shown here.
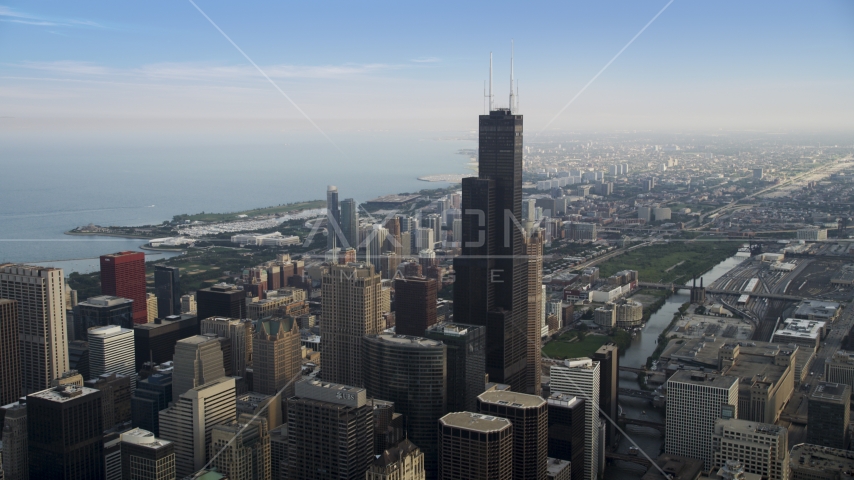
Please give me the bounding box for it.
[2,1,853,133]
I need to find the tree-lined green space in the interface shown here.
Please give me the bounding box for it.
[596,242,740,284]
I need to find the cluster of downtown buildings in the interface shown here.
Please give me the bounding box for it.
[1,103,854,480]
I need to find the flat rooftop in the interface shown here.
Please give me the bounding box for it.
[371,334,444,348]
[811,382,851,404]
[794,300,840,319]
[439,412,512,432]
[790,443,854,473]
[667,370,738,390]
[478,390,546,409]
[29,385,100,403]
[774,319,825,340]
[716,417,786,436]
[547,393,584,409]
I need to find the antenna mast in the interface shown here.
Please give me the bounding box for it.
[509,40,516,114]
[488,52,494,112]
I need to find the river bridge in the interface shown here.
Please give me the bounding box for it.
[618,366,649,375]
[620,416,666,434]
[636,282,805,301]
[618,388,658,400]
[605,452,652,468]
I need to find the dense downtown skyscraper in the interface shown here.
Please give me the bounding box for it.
[0,299,20,405]
[393,275,438,336]
[321,263,383,387]
[196,283,246,321]
[525,229,544,395]
[154,265,181,318]
[100,251,149,325]
[592,343,619,447]
[363,333,447,480]
[327,185,340,249]
[340,197,359,249]
[453,55,528,389]
[477,390,548,480]
[27,385,104,479]
[287,379,374,480]
[253,317,301,399]
[0,264,70,395]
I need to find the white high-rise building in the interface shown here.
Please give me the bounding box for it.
[549,359,600,480]
[158,376,237,478]
[666,371,738,470]
[712,418,789,480]
[0,264,69,394]
[88,325,136,390]
[415,227,434,251]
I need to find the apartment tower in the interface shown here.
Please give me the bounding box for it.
[0,264,69,395]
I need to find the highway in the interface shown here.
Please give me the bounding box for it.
[692,161,842,230]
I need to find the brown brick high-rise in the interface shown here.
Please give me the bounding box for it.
[100,251,148,325]
[393,276,437,336]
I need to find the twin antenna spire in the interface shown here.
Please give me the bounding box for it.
[484,41,518,114]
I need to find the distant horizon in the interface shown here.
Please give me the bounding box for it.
[2,1,852,136]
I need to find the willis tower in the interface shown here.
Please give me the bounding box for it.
[454,47,528,390]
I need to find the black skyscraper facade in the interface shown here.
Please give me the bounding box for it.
[593,343,618,447]
[327,185,340,249]
[196,284,245,321]
[453,107,528,390]
[424,322,486,412]
[27,385,105,480]
[341,198,358,249]
[154,266,181,318]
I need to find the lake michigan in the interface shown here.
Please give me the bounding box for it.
[0,130,474,273]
